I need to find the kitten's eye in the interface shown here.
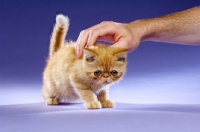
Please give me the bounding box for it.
[94,70,102,76]
[110,70,118,76]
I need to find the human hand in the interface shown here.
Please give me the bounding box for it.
[75,21,142,58]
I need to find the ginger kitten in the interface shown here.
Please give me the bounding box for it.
[42,14,128,109]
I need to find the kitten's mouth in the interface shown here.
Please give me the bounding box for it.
[103,80,109,85]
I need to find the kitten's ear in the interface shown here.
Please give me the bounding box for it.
[83,49,96,62]
[115,51,128,63]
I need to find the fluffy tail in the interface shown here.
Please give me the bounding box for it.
[49,14,70,56]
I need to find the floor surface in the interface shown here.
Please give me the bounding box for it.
[1,103,200,132]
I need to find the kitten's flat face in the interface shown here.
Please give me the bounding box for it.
[83,45,127,85]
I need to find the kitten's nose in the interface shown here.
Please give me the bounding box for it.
[103,73,109,78]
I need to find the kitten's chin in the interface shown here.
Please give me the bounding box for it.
[94,78,114,85]
[101,79,114,85]
[103,80,109,85]
[95,80,111,85]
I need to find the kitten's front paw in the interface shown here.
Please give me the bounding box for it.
[84,101,102,109]
[101,100,115,108]
[45,98,60,105]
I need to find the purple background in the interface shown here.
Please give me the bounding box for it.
[0,0,200,105]
[1,0,200,105]
[1,1,200,132]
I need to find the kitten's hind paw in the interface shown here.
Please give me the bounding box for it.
[45,98,60,105]
[84,101,102,109]
[101,100,115,108]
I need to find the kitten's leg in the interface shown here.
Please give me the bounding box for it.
[75,88,102,109]
[45,97,60,105]
[98,89,115,108]
[42,86,60,105]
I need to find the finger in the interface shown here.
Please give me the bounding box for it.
[86,21,110,47]
[75,30,88,58]
[76,22,108,58]
[87,22,117,47]
[111,41,130,51]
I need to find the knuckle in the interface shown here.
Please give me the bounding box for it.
[107,21,115,25]
[101,21,115,26]
[100,21,108,24]
[89,28,98,37]
[107,21,119,29]
[81,29,84,32]
[81,28,90,35]
[80,30,85,34]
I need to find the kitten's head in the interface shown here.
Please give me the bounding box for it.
[83,44,127,85]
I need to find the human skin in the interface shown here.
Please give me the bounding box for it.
[76,6,200,58]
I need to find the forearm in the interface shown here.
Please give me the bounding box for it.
[128,6,200,45]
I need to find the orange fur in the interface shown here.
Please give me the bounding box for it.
[42,14,128,109]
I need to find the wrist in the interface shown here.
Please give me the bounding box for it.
[129,18,165,43]
[126,19,152,42]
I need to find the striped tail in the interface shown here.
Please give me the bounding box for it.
[49,14,70,56]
